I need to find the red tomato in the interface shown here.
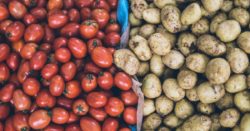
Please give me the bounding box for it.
[0,121,3,131]
[72,99,89,116]
[87,38,103,54]
[96,31,105,40]
[67,111,79,123]
[5,21,25,42]
[30,7,47,20]
[119,127,131,131]
[49,75,65,96]
[13,112,29,131]
[4,117,15,131]
[30,51,47,70]
[8,1,27,19]
[105,97,124,117]
[92,9,110,29]
[41,63,59,80]
[17,61,31,83]
[63,0,74,9]
[123,107,137,125]
[60,22,80,37]
[44,24,55,43]
[7,52,20,71]
[81,74,97,92]
[121,90,138,106]
[40,43,52,54]
[55,47,71,63]
[80,7,91,20]
[114,72,132,91]
[13,89,31,111]
[104,32,120,47]
[0,104,10,120]
[23,13,37,25]
[65,123,81,131]
[80,20,99,39]
[80,117,101,131]
[68,37,87,59]
[97,71,113,90]
[107,64,117,75]
[64,80,81,99]
[84,61,102,75]
[47,0,63,10]
[108,0,118,9]
[48,11,68,29]
[44,124,64,131]
[75,0,94,8]
[24,24,44,43]
[0,83,15,102]
[105,22,120,33]
[92,0,110,12]
[57,96,73,110]
[102,118,119,131]
[53,37,67,50]
[0,20,12,32]
[0,63,10,83]
[52,107,69,124]
[110,11,117,21]
[107,47,115,54]
[20,43,38,59]
[89,108,107,122]
[68,8,80,22]
[28,109,51,130]
[11,40,24,53]
[87,91,108,108]
[0,43,10,62]
[22,0,38,7]
[91,47,113,68]
[23,77,40,96]
[36,89,56,108]
[60,61,77,81]
[0,3,9,21]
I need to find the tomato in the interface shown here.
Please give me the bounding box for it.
[123,107,137,125]
[104,32,120,47]
[74,58,85,71]
[121,90,138,106]
[96,31,105,40]
[65,123,81,131]
[6,52,19,71]
[81,74,97,92]
[24,24,44,43]
[30,7,47,20]
[0,83,15,102]
[67,111,79,123]
[114,72,132,91]
[80,7,91,20]
[28,109,51,130]
[0,3,9,21]
[80,117,101,131]
[119,128,131,131]
[108,0,118,9]
[97,71,113,90]
[0,104,10,120]
[57,96,73,110]
[48,11,68,29]
[23,77,40,96]
[49,75,65,96]
[63,0,74,9]
[47,0,63,10]
[68,8,80,22]
[60,62,77,81]
[0,63,9,83]
[5,21,25,42]
[100,90,113,98]
[91,47,113,68]
[13,112,29,131]
[44,124,64,131]
[87,38,103,54]
[11,40,24,53]
[0,122,3,131]
[107,47,115,54]
[17,61,31,83]
[44,24,55,43]
[4,117,15,131]
[72,99,89,116]
[87,91,108,108]
[55,47,71,63]
[9,73,20,87]
[75,0,94,8]
[30,51,47,70]
[102,118,119,131]
[107,64,117,75]
[20,43,38,59]
[8,1,27,19]
[23,13,37,25]
[105,22,120,33]
[84,61,102,75]
[0,43,10,62]
[41,63,58,80]
[92,0,110,12]
[40,43,52,54]
[68,37,87,59]
[60,22,80,37]
[0,20,12,32]
[105,97,124,117]
[22,0,38,7]
[64,80,81,99]
[92,9,110,29]
[89,108,107,122]
[13,89,31,111]
[52,107,69,124]
[80,20,99,39]
[53,37,67,50]
[36,89,56,108]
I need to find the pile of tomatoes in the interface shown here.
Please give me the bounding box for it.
[0,0,138,131]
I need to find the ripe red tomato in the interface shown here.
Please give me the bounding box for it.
[105,97,124,117]
[8,1,27,19]
[89,108,107,122]
[0,63,10,83]
[87,38,103,54]
[81,74,97,92]
[0,83,15,102]
[53,37,67,50]
[67,111,80,124]
[13,89,31,111]
[7,52,20,71]
[5,21,25,42]
[49,75,65,96]
[24,24,44,43]
[44,124,64,131]
[68,37,87,59]
[65,123,81,131]
[57,96,73,110]
[105,22,120,33]
[92,9,110,29]
[72,99,89,116]
[68,8,80,22]
[40,43,52,54]
[41,63,58,80]
[96,31,105,40]
[80,117,101,131]
[92,0,110,12]
[119,127,131,131]
[36,89,56,108]
[123,107,137,125]
[91,46,113,68]
[87,91,108,108]
[4,117,15,131]
[0,3,9,21]
[28,109,51,130]
[64,80,81,99]
[17,61,31,83]
[47,0,63,10]
[84,61,102,75]
[80,7,91,20]
[102,118,119,131]
[104,32,121,47]
[13,112,29,131]
[23,13,37,25]
[0,43,10,62]
[55,47,71,63]
[80,20,99,39]
[0,104,10,120]
[30,7,47,20]
[52,107,70,124]
[60,22,80,37]
[60,61,77,81]
[97,71,113,90]
[23,77,40,96]
[0,121,3,131]
[30,51,47,70]
[44,25,55,43]
[75,0,94,8]
[48,11,68,29]
[121,90,138,106]
[114,72,132,91]
[108,0,118,9]
[20,43,37,59]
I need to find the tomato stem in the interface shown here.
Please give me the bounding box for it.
[99,71,104,76]
[21,127,28,131]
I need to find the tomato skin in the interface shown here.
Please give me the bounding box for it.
[105,23,120,33]
[23,13,37,25]
[114,72,132,91]
[81,74,97,92]
[105,97,124,117]
[80,20,99,39]
[23,77,40,96]
[64,80,81,99]
[24,24,44,43]
[110,11,117,21]
[0,63,10,82]
[121,90,138,106]
[84,61,102,75]
[44,124,64,131]
[119,128,131,131]
[65,123,81,131]
[55,47,71,63]
[97,71,113,90]
[0,3,9,21]
[44,24,55,43]
[4,117,15,131]
[49,75,65,96]
[92,9,110,29]
[28,109,51,130]
[87,38,103,54]
[107,64,117,75]
[13,89,31,111]
[92,0,110,12]
[0,20,12,32]
[41,63,58,80]
[68,8,80,22]
[87,91,108,108]
[13,112,29,131]
[0,121,3,131]
[80,117,101,131]
[60,22,80,37]
[67,111,79,123]
[20,43,38,60]
[40,43,52,54]
[17,61,31,83]
[60,61,77,81]
[30,7,47,20]
[104,32,121,47]
[47,0,63,10]
[0,43,10,62]
[102,118,119,131]
[53,37,67,50]
[48,11,68,29]
[52,107,69,124]
[68,37,87,59]
[91,47,113,68]
[8,1,27,19]
[80,7,91,20]
[63,0,74,9]
[75,0,94,8]
[72,99,89,116]
[5,21,25,42]
[0,83,15,102]
[123,107,137,125]
[36,89,56,108]
[7,52,20,71]
[108,0,118,9]
[89,108,107,122]
[0,104,10,120]
[30,51,47,70]
[96,31,105,40]
[57,96,73,110]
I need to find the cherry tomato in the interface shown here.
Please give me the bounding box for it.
[87,38,103,54]
[30,7,47,20]
[75,0,94,8]
[81,74,97,92]
[64,80,81,99]
[36,89,56,108]
[44,24,55,43]
[105,97,124,117]
[65,123,81,131]
[53,37,67,50]
[105,22,120,33]
[28,109,51,130]
[5,21,25,42]
[4,117,15,131]
[0,83,15,102]
[52,107,69,124]
[57,96,73,110]
[41,63,58,80]
[87,91,108,108]
[84,61,102,75]
[96,31,105,40]
[97,71,113,90]
[17,61,31,83]
[72,99,89,116]
[91,46,113,68]
[80,7,91,20]
[0,104,10,120]
[68,8,80,22]
[48,11,68,29]
[92,9,110,29]
[119,127,131,131]
[8,1,27,19]
[0,63,9,83]
[44,124,64,131]
[63,0,74,9]
[104,32,120,47]
[11,40,24,53]
[24,24,44,43]
[102,118,119,131]
[23,13,37,25]
[80,20,99,39]
[23,77,40,96]
[40,43,52,54]
[60,22,80,37]
[121,90,138,106]
[80,117,101,131]
[123,107,137,125]
[30,51,47,70]
[50,75,65,96]
[7,52,20,71]
[89,108,107,122]
[20,43,38,59]
[67,111,79,123]
[0,20,12,32]
[0,43,10,62]
[13,89,31,111]
[114,72,132,91]
[0,3,9,21]
[68,37,87,59]
[55,47,71,63]
[92,0,110,12]
[60,61,77,81]
[13,112,29,131]
[47,0,63,10]
[108,0,118,9]
[9,73,20,87]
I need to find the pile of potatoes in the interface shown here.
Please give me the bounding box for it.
[114,0,250,131]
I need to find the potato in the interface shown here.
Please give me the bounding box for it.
[162,78,185,101]
[162,50,185,69]
[177,69,197,89]
[186,87,199,102]
[237,31,250,54]
[233,126,241,131]
[181,3,202,25]
[155,95,174,116]
[247,75,250,87]
[156,25,176,47]
[201,6,216,18]
[129,13,142,26]
[114,49,140,75]
[197,82,225,104]
[142,74,162,99]
[201,0,223,12]
[129,35,152,61]
[225,74,247,93]
[210,13,227,33]
[186,53,209,73]
[234,91,250,112]
[149,3,156,8]
[161,5,182,33]
[139,24,156,38]
[197,34,226,56]
[197,102,215,115]
[219,108,240,128]
[229,8,250,27]
[158,127,170,131]
[150,55,165,76]
[175,99,194,119]
[226,48,249,73]
[130,27,140,37]
[131,0,148,19]
[154,0,176,8]
[210,114,222,131]
[177,32,197,56]
[143,8,161,24]
[143,99,155,116]
[240,113,250,131]
[180,115,212,131]
[234,0,250,8]
[221,0,233,12]
[215,93,234,110]
[163,113,183,128]
[143,113,162,130]
[137,61,150,77]
[216,20,241,42]
[205,58,231,84]
[148,33,171,56]
[191,18,209,35]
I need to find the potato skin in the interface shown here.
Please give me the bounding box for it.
[201,0,224,12]
[143,113,162,130]
[219,108,240,128]
[221,0,234,12]
[177,32,197,56]
[130,27,140,37]
[143,8,161,24]
[180,115,212,131]
[210,114,222,131]
[240,113,250,131]
[162,50,185,69]
[229,8,250,27]
[181,3,202,25]
[234,91,250,112]
[225,74,247,93]
[143,99,155,116]
[150,54,165,76]
[137,61,150,77]
[216,20,241,42]
[186,87,199,102]
[139,24,156,38]
[155,95,174,116]
[174,99,194,119]
[154,0,176,8]
[210,13,227,33]
[158,127,170,131]
[215,93,234,110]
[237,31,250,54]
[131,0,148,19]
[177,69,197,89]
[142,74,162,99]
[129,13,142,26]
[234,0,250,8]
[186,53,209,73]
[148,33,171,56]
[191,18,209,35]
[226,48,249,73]
[156,25,176,47]
[162,78,185,101]
[163,113,183,128]
[197,102,215,115]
